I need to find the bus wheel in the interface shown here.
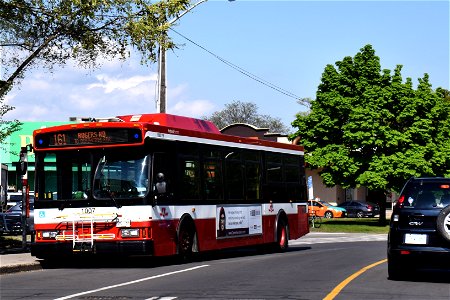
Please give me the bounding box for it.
[178,223,194,262]
[275,219,288,252]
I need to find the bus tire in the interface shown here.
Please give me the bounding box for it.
[177,219,196,262]
[275,218,289,252]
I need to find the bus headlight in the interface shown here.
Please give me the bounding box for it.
[41,231,58,239]
[121,228,140,238]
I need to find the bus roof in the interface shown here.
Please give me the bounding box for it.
[117,113,221,134]
[33,113,304,153]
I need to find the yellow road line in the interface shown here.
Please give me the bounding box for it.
[323,259,387,300]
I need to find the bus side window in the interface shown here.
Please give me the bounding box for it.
[180,158,201,200]
[204,160,223,200]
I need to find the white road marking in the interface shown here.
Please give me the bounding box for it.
[53,265,209,300]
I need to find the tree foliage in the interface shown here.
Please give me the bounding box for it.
[203,100,291,134]
[0,100,22,152]
[0,0,191,99]
[291,44,450,194]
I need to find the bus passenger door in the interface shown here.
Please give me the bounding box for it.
[152,152,173,204]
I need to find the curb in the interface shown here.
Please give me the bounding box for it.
[1,262,42,274]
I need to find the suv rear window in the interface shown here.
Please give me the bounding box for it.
[400,180,450,208]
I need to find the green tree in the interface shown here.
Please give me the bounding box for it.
[0,0,191,98]
[203,100,291,134]
[0,101,22,152]
[291,44,450,224]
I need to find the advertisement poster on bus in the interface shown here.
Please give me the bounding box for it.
[216,205,262,238]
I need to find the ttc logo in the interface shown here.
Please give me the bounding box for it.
[159,207,169,218]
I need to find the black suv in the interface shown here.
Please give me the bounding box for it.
[388,177,450,279]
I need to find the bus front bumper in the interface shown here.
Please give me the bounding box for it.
[31,240,154,258]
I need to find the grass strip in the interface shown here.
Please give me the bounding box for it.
[310,217,390,234]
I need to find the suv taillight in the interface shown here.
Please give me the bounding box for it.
[395,195,405,208]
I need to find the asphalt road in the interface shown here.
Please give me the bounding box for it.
[1,235,449,300]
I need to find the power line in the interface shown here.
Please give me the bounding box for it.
[170,28,305,102]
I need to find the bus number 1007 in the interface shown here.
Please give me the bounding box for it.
[81,208,95,214]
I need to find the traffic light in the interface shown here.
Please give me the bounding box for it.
[16,145,31,176]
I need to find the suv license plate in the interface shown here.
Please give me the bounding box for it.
[404,233,427,245]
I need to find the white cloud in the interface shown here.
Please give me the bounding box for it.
[127,80,155,97]
[3,53,213,122]
[171,99,215,118]
[29,105,51,118]
[3,92,16,105]
[88,74,157,93]
[168,83,189,99]
[69,94,100,111]
[26,77,52,90]
[7,104,53,121]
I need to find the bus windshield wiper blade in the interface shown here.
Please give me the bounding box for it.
[59,199,69,211]
[108,191,122,208]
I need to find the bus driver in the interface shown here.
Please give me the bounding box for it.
[155,173,167,194]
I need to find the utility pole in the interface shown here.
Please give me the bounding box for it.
[158,44,167,113]
[157,0,234,113]
[17,145,31,250]
[157,0,209,113]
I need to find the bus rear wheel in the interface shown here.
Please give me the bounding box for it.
[275,219,288,252]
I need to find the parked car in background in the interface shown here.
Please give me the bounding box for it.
[388,177,450,279]
[7,191,34,209]
[317,200,347,218]
[6,192,23,209]
[7,201,34,232]
[0,194,34,235]
[0,208,22,235]
[308,200,346,218]
[337,200,380,218]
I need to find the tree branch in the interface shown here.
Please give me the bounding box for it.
[0,33,59,97]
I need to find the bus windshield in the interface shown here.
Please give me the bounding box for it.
[35,149,150,202]
[93,155,149,199]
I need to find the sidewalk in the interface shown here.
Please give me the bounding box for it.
[292,232,388,245]
[0,251,42,274]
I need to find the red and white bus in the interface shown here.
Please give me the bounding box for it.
[31,113,309,260]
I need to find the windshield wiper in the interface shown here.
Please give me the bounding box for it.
[59,198,69,211]
[107,190,122,209]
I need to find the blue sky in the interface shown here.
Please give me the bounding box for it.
[4,0,449,130]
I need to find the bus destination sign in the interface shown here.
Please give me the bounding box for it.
[35,128,143,148]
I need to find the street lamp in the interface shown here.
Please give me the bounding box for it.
[157,0,234,113]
